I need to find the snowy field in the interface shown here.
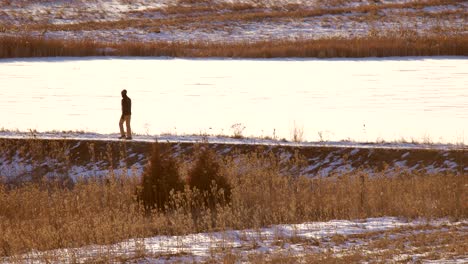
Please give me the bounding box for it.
[4,217,467,263]
[0,56,467,144]
[0,0,466,43]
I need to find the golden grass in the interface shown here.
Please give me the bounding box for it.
[1,33,467,59]
[0,0,465,59]
[0,147,466,257]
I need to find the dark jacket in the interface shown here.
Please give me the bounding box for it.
[122,96,131,115]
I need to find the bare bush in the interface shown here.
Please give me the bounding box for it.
[231,123,245,139]
[291,121,304,143]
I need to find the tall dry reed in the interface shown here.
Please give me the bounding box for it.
[1,34,466,59]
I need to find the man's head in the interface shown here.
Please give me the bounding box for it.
[121,89,127,98]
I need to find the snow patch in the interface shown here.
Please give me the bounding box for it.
[8,217,466,263]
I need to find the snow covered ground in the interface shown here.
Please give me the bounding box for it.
[4,217,466,263]
[0,0,466,43]
[2,129,466,149]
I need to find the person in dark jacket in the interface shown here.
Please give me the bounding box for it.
[119,89,132,139]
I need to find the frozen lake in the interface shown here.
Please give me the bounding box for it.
[0,57,467,144]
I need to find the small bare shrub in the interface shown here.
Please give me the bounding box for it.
[291,121,304,142]
[231,123,245,139]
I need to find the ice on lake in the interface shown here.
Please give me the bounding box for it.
[0,56,467,144]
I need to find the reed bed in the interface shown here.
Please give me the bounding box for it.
[0,146,465,257]
[1,34,467,59]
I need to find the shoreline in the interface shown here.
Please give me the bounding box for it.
[1,134,466,184]
[0,131,466,150]
[2,35,467,59]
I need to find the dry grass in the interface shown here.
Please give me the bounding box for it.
[1,33,466,59]
[321,224,467,262]
[239,224,468,263]
[3,0,463,31]
[291,121,304,143]
[0,0,465,59]
[0,145,466,257]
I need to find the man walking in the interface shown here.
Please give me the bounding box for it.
[119,89,132,140]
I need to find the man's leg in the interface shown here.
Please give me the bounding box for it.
[119,117,125,137]
[125,115,132,138]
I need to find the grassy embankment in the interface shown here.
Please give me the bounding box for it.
[0,141,466,260]
[0,0,466,58]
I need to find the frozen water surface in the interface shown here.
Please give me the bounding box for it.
[0,56,467,143]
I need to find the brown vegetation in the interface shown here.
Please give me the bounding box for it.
[186,145,231,206]
[2,137,465,184]
[137,143,184,212]
[1,33,466,59]
[0,0,466,59]
[2,0,464,32]
[0,144,466,257]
